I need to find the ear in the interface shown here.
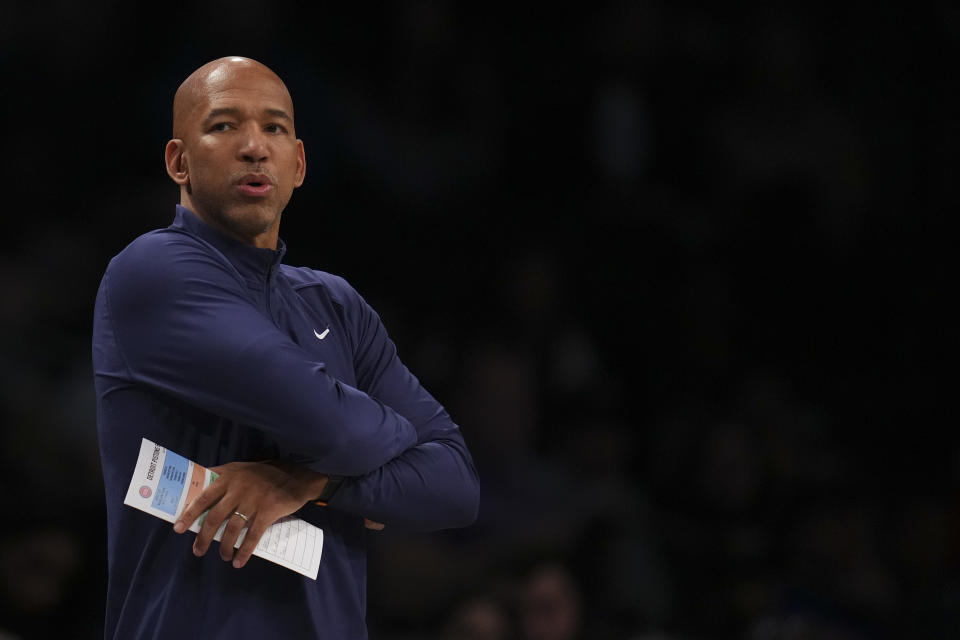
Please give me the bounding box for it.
[293,139,306,188]
[165,139,189,186]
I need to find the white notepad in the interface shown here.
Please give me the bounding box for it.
[123,438,323,580]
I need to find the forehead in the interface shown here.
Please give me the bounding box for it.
[191,66,293,119]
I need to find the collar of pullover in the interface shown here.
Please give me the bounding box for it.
[172,205,287,284]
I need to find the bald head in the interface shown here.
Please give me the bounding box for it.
[173,57,294,139]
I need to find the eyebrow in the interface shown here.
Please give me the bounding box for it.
[264,108,293,121]
[203,107,293,124]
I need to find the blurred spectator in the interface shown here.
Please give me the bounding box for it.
[0,527,90,639]
[514,561,583,640]
[441,593,515,640]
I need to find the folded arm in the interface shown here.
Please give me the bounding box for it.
[313,280,480,531]
[99,233,418,476]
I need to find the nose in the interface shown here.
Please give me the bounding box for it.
[237,124,269,164]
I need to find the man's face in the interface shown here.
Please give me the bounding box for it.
[171,63,305,247]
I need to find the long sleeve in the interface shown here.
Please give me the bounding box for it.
[96,230,418,477]
[321,280,479,531]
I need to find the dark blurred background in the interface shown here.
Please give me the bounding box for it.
[1,2,957,639]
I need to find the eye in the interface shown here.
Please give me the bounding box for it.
[210,122,233,132]
[265,123,288,134]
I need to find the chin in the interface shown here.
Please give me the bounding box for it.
[215,203,280,241]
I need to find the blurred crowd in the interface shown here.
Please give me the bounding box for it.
[1,2,956,638]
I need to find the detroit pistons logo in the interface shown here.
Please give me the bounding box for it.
[140,486,152,499]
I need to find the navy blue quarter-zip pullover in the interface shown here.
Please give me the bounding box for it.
[93,205,479,639]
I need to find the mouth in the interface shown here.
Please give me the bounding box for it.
[236,174,275,197]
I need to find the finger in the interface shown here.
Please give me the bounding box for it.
[218,511,250,562]
[174,478,227,534]
[232,516,270,569]
[364,519,385,531]
[193,502,234,557]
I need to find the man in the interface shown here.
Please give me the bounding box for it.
[93,56,479,639]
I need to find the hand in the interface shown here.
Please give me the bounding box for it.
[173,461,328,569]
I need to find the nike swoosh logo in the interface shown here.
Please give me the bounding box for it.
[314,328,330,340]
